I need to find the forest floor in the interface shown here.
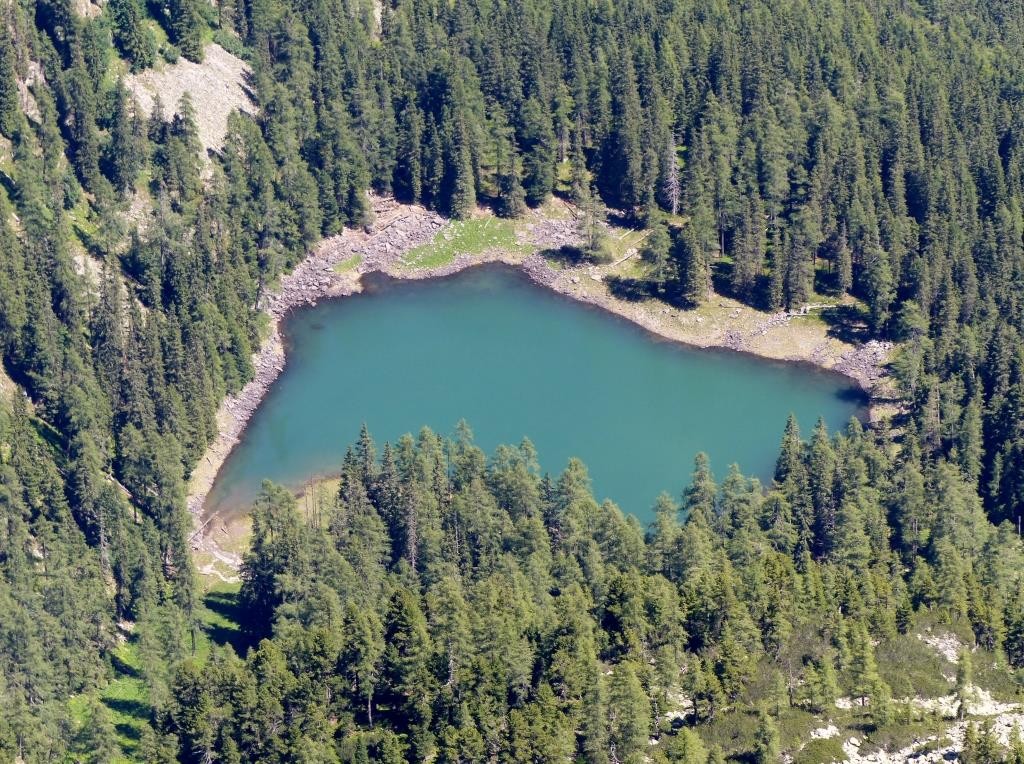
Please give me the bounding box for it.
[188,193,896,581]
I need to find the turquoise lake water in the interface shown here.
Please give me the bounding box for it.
[203,265,865,525]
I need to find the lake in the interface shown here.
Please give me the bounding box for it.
[203,264,865,525]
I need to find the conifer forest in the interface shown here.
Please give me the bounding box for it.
[2,0,1024,760]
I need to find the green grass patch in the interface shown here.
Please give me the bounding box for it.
[333,254,362,274]
[194,581,251,660]
[67,193,98,243]
[793,736,845,764]
[861,715,948,756]
[100,675,150,755]
[974,650,1024,701]
[147,20,170,55]
[603,227,649,263]
[543,254,566,270]
[401,216,529,270]
[699,708,759,758]
[68,640,150,761]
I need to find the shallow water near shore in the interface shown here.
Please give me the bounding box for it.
[203,264,865,526]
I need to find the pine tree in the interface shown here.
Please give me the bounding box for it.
[109,0,155,71]
[607,662,650,762]
[731,193,766,300]
[0,26,20,137]
[394,97,424,203]
[577,182,608,261]
[955,649,975,720]
[862,247,895,335]
[103,80,144,192]
[519,97,555,207]
[62,59,103,191]
[167,0,204,62]
[848,621,892,727]
[752,707,780,764]
[675,225,711,307]
[445,116,476,220]
[379,589,434,760]
[635,221,671,295]
[598,53,651,217]
[340,602,385,726]
[495,147,526,219]
[802,655,839,713]
[833,227,853,294]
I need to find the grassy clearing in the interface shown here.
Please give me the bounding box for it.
[864,715,949,755]
[401,216,529,270]
[333,254,362,274]
[696,701,950,762]
[195,580,250,661]
[67,193,98,244]
[68,640,150,761]
[68,582,252,759]
[603,226,649,263]
[793,736,846,764]
[975,652,1024,701]
[194,515,250,592]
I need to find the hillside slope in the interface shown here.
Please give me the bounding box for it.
[1,0,1024,761]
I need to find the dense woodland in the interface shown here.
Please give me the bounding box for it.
[1,0,1024,759]
[160,422,1024,763]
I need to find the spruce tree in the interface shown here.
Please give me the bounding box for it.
[109,0,155,71]
[518,97,555,207]
[167,0,204,62]
[0,27,20,137]
[752,707,780,764]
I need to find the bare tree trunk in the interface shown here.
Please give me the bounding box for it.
[663,134,680,216]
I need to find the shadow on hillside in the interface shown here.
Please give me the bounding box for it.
[540,244,590,266]
[110,650,141,680]
[605,275,652,302]
[103,697,150,721]
[203,589,255,657]
[821,304,872,344]
[115,722,142,742]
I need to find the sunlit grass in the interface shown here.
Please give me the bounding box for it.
[68,640,149,761]
[333,254,362,274]
[401,216,530,270]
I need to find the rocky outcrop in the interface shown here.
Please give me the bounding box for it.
[834,339,893,388]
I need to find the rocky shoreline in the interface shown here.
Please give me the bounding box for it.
[186,197,447,526]
[187,197,891,537]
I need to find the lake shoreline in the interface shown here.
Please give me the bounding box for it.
[187,197,890,541]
